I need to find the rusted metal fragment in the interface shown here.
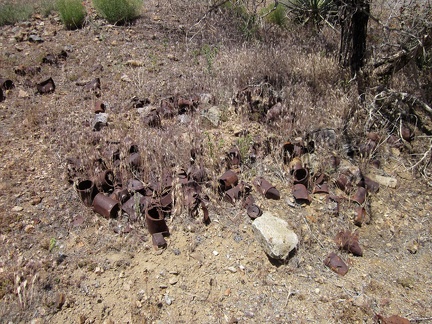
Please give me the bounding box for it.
[247,204,262,219]
[292,183,310,203]
[94,170,114,193]
[219,170,238,192]
[323,252,348,276]
[352,186,367,204]
[375,314,411,324]
[37,77,55,94]
[334,230,363,256]
[253,177,280,200]
[94,100,106,113]
[152,232,167,249]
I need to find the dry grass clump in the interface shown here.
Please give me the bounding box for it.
[212,40,347,136]
[56,0,86,30]
[0,1,33,26]
[92,0,142,24]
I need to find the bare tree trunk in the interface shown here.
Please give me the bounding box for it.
[337,0,370,76]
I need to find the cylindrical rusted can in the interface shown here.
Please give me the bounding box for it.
[219,170,238,191]
[146,205,169,235]
[92,193,119,219]
[109,188,129,203]
[94,170,114,192]
[94,100,106,113]
[293,167,309,186]
[0,78,14,90]
[76,180,98,207]
[128,152,141,169]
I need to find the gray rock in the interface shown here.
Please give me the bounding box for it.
[201,106,221,127]
[252,212,298,260]
[28,35,43,43]
[200,93,215,104]
[368,174,397,188]
[165,294,173,305]
[338,159,361,179]
[93,113,108,131]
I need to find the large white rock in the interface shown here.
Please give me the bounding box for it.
[252,212,298,260]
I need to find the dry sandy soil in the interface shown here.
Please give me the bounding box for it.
[1,1,432,323]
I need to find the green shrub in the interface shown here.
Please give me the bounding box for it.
[92,0,143,24]
[261,3,288,28]
[56,0,86,29]
[40,0,57,17]
[0,2,33,26]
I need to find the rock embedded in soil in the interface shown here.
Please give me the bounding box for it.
[368,174,398,188]
[55,292,66,309]
[252,212,298,260]
[201,106,221,127]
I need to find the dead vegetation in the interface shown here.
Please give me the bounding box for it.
[0,0,431,323]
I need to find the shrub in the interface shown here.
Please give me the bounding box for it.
[40,0,57,17]
[222,1,260,41]
[261,3,288,28]
[56,0,86,29]
[0,2,33,26]
[92,0,143,24]
[281,0,337,29]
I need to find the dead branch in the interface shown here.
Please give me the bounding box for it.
[375,88,432,116]
[372,32,432,78]
[407,139,432,171]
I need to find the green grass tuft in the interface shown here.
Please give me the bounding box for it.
[0,2,33,26]
[92,0,143,25]
[56,0,86,30]
[40,0,57,17]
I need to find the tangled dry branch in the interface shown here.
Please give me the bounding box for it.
[374,88,432,117]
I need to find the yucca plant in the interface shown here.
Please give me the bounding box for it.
[92,0,143,25]
[281,0,337,29]
[56,0,86,29]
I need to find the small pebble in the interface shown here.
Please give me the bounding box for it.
[165,295,173,305]
[213,251,219,256]
[227,266,237,273]
[12,206,23,212]
[169,278,178,285]
[172,248,181,255]
[30,197,42,205]
[24,225,34,233]
[244,311,254,318]
[55,292,65,309]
